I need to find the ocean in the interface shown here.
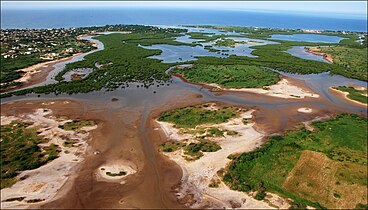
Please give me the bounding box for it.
[1,8,367,32]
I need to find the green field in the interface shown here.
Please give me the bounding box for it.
[1,121,61,189]
[224,114,367,208]
[173,64,280,88]
[158,103,241,128]
[333,86,368,104]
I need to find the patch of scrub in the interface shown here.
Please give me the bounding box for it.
[156,103,290,208]
[96,162,137,183]
[1,108,97,209]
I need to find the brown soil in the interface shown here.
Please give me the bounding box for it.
[283,150,367,209]
[0,84,360,208]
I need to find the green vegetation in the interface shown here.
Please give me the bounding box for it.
[0,24,187,90]
[173,64,280,88]
[106,171,127,176]
[206,127,224,137]
[160,139,221,161]
[1,31,182,97]
[158,103,241,128]
[333,86,367,104]
[58,120,95,132]
[214,38,239,47]
[2,25,366,98]
[186,25,367,81]
[319,46,367,80]
[1,121,61,189]
[160,141,186,152]
[224,114,367,208]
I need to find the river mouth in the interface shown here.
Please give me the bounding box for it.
[1,27,367,209]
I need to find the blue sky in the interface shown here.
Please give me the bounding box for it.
[2,1,367,19]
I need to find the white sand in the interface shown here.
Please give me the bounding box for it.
[1,108,97,209]
[297,107,313,113]
[211,78,319,99]
[156,109,290,209]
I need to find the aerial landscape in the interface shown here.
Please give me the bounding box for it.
[0,1,367,209]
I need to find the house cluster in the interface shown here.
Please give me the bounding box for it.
[0,28,91,60]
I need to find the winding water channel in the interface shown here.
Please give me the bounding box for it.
[1,26,367,209]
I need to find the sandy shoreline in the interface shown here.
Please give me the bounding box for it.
[174,73,319,99]
[0,53,86,93]
[1,106,97,209]
[305,47,334,64]
[329,87,367,107]
[155,104,291,209]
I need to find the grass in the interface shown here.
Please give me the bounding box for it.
[1,121,61,189]
[158,103,242,128]
[173,64,280,89]
[333,86,367,104]
[319,46,367,80]
[58,120,95,132]
[224,113,367,209]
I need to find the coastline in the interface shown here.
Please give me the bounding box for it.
[173,73,319,99]
[305,47,334,64]
[329,87,367,107]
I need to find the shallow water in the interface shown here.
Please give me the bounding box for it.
[286,46,330,63]
[269,34,346,43]
[141,31,279,62]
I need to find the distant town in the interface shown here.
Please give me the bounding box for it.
[1,28,93,60]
